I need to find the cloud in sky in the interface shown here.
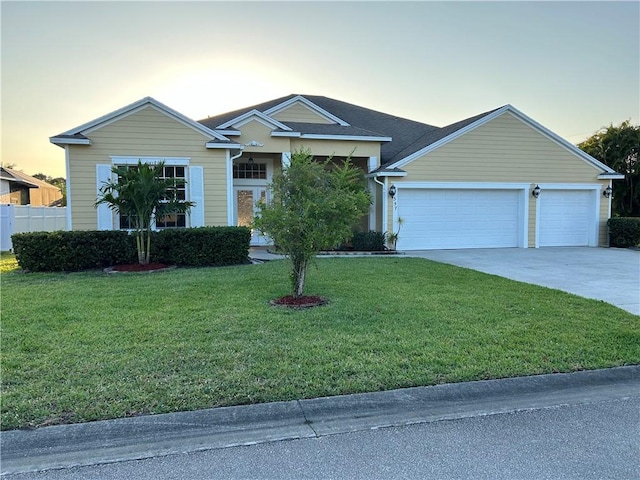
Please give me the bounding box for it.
[2,1,638,178]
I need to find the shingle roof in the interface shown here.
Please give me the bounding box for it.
[274,122,390,138]
[198,95,504,166]
[1,167,43,189]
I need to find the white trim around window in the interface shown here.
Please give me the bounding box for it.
[109,156,190,166]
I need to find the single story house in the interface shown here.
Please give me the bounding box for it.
[50,94,622,249]
[0,167,63,206]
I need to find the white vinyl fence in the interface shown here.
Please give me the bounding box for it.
[1,204,67,251]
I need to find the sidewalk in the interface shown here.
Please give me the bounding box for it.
[2,366,639,475]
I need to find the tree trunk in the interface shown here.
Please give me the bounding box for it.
[145,228,152,265]
[136,233,145,265]
[291,255,307,298]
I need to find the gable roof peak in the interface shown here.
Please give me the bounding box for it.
[263,94,351,126]
[52,96,229,144]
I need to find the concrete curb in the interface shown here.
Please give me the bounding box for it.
[2,366,639,475]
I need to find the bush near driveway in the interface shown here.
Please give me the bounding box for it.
[2,257,638,430]
[608,217,640,247]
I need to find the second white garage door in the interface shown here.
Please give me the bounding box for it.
[396,189,524,250]
[538,189,596,247]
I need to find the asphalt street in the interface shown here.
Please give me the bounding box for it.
[5,397,639,480]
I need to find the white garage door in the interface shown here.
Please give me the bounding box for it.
[538,190,595,247]
[397,189,522,250]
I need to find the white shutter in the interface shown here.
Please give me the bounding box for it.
[96,164,113,230]
[189,166,204,227]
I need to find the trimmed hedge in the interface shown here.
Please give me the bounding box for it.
[11,227,251,272]
[12,231,136,272]
[608,217,640,247]
[351,230,387,251]
[152,227,251,267]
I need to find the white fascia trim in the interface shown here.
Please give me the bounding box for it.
[299,134,393,142]
[271,131,302,138]
[206,142,243,149]
[110,156,190,166]
[215,129,241,136]
[263,95,351,126]
[61,97,229,142]
[49,137,92,145]
[597,173,625,179]
[397,182,530,190]
[217,109,292,131]
[366,171,408,178]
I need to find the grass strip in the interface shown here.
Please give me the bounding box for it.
[2,255,638,430]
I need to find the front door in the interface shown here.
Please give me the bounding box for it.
[234,186,269,245]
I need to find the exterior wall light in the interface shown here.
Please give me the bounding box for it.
[388,184,397,198]
[603,186,612,198]
[532,185,541,198]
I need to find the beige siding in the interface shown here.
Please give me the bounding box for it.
[272,101,333,124]
[237,120,292,153]
[69,105,228,230]
[401,112,602,183]
[290,139,380,159]
[392,112,610,247]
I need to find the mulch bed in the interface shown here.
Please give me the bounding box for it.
[104,263,176,274]
[269,295,328,309]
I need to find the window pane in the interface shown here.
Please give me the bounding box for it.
[233,163,267,179]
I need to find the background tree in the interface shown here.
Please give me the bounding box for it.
[578,120,640,216]
[95,161,193,265]
[254,148,371,299]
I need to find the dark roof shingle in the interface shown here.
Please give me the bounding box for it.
[198,95,504,165]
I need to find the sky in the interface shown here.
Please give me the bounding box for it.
[1,1,639,179]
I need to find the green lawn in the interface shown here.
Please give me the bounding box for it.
[1,254,638,430]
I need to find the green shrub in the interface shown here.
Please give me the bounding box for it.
[608,217,640,247]
[351,230,387,251]
[11,227,251,272]
[152,227,251,266]
[12,231,136,272]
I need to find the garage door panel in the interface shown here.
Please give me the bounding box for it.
[538,190,594,247]
[397,189,522,250]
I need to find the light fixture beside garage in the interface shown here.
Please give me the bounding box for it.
[532,185,541,198]
[388,184,397,198]
[603,186,612,198]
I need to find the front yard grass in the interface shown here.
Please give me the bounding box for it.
[2,254,638,430]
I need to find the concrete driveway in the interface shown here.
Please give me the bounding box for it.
[406,247,640,315]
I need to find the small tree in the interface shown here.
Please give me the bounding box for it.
[95,161,194,265]
[578,120,640,216]
[254,148,371,298]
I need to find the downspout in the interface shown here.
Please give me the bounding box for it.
[227,148,244,225]
[373,175,387,235]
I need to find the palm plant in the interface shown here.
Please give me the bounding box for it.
[95,161,194,265]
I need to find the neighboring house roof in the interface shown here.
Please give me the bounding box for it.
[198,94,619,177]
[0,167,40,188]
